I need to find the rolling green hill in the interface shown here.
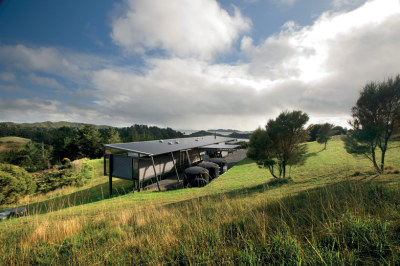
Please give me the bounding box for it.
[0,136,30,152]
[0,121,111,129]
[0,138,399,264]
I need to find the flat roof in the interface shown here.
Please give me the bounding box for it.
[201,144,240,150]
[105,136,236,156]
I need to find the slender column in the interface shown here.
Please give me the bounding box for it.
[186,150,192,166]
[109,155,113,197]
[131,157,135,193]
[150,155,161,191]
[171,152,180,182]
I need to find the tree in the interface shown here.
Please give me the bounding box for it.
[0,163,36,204]
[307,124,323,142]
[332,126,347,136]
[316,123,335,150]
[101,128,121,144]
[344,75,400,174]
[75,125,103,159]
[5,141,53,172]
[248,111,309,178]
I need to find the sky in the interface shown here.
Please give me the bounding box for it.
[0,0,400,131]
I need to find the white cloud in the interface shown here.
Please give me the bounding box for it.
[26,74,65,90]
[275,0,296,6]
[110,0,251,60]
[0,72,16,82]
[242,0,400,83]
[91,0,400,130]
[1,0,400,131]
[0,44,106,83]
[332,0,367,9]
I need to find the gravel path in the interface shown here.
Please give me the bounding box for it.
[226,149,247,169]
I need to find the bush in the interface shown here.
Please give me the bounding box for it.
[0,163,36,204]
[35,159,94,193]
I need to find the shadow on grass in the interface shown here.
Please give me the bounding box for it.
[26,179,134,215]
[163,177,296,210]
[23,158,254,215]
[305,148,326,158]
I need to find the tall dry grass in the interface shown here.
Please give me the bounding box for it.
[1,180,399,264]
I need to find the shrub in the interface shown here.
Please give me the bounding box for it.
[0,163,36,204]
[35,159,94,193]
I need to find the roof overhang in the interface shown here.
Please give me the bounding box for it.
[201,144,240,151]
[104,136,236,156]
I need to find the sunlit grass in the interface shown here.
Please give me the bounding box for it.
[0,139,399,264]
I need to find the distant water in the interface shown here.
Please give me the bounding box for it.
[178,130,249,136]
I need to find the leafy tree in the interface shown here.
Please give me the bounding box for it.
[75,125,103,159]
[248,111,309,178]
[317,123,336,150]
[332,125,347,135]
[0,163,36,204]
[4,141,53,172]
[101,128,121,144]
[344,75,400,174]
[307,124,323,142]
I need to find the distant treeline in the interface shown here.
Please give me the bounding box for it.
[0,122,183,145]
[0,122,184,171]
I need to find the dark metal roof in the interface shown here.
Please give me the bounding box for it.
[201,144,240,150]
[105,136,236,156]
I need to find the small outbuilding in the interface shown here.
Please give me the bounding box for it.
[183,166,209,187]
[197,161,220,180]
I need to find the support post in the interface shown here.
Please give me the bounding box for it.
[150,155,161,191]
[109,155,113,197]
[186,150,192,166]
[171,152,180,182]
[131,157,135,193]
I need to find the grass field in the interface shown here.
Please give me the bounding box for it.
[0,138,399,264]
[0,136,30,152]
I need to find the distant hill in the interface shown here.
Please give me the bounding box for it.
[228,132,251,139]
[0,136,30,152]
[207,129,240,132]
[188,130,251,139]
[188,130,223,137]
[12,121,111,129]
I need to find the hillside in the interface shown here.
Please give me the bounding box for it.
[0,121,111,129]
[0,136,30,152]
[0,138,399,264]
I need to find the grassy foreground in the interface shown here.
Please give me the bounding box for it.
[0,138,399,264]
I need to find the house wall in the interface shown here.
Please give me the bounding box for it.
[138,149,202,181]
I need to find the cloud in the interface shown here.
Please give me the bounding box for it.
[26,74,65,90]
[110,0,251,60]
[0,44,106,83]
[1,0,400,131]
[0,72,16,82]
[90,0,400,130]
[332,0,367,9]
[275,0,296,6]
[242,0,400,83]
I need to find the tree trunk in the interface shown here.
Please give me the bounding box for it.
[282,160,286,178]
[379,135,390,173]
[371,148,382,174]
[324,141,327,150]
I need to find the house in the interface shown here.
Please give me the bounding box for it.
[104,135,239,195]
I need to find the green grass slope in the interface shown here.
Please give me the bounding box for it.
[0,136,30,152]
[0,138,399,264]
